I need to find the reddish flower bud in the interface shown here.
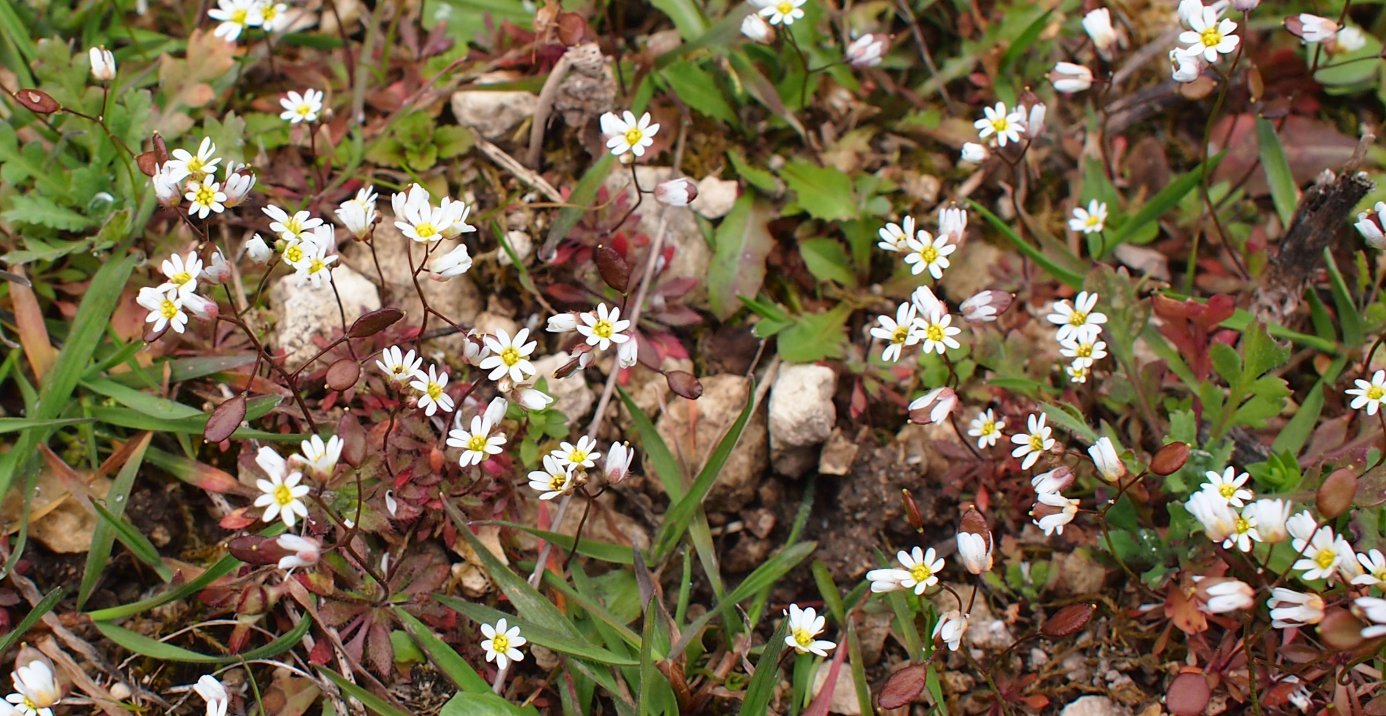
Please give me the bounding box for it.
[901,489,924,532]
[654,178,698,207]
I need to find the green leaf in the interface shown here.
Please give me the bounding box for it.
[1256,116,1298,228]
[660,63,736,125]
[743,617,790,714]
[82,377,205,419]
[1038,401,1097,443]
[392,609,492,693]
[0,417,93,434]
[708,195,774,319]
[727,148,779,194]
[778,305,850,363]
[93,616,309,663]
[780,161,854,221]
[81,433,153,607]
[0,587,62,656]
[437,596,638,666]
[1271,381,1324,457]
[320,668,410,716]
[487,522,635,564]
[1,194,97,230]
[1210,343,1242,389]
[650,0,709,40]
[439,692,535,716]
[1105,154,1221,251]
[1240,321,1289,381]
[1323,248,1364,347]
[968,200,1085,288]
[617,387,687,498]
[800,238,855,286]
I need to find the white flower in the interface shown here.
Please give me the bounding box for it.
[166,137,220,183]
[1354,203,1386,249]
[938,206,967,242]
[1022,100,1046,138]
[1200,579,1254,613]
[184,175,227,219]
[740,13,775,43]
[221,164,255,208]
[1010,413,1054,470]
[910,285,944,318]
[8,660,59,716]
[275,534,321,570]
[1292,528,1346,582]
[968,409,1005,449]
[279,89,323,123]
[1068,200,1107,234]
[245,234,273,263]
[253,468,310,528]
[1050,61,1093,93]
[158,252,203,296]
[1059,336,1108,369]
[973,101,1025,147]
[756,0,806,26]
[1357,596,1386,638]
[137,286,189,335]
[1354,549,1386,587]
[376,346,423,385]
[1087,437,1125,482]
[957,531,992,575]
[1201,467,1253,507]
[865,565,911,593]
[182,293,219,322]
[1046,291,1107,343]
[1031,467,1074,494]
[960,290,1010,322]
[153,164,185,206]
[604,442,634,484]
[617,339,639,369]
[1347,370,1386,416]
[1032,491,1079,535]
[527,454,577,500]
[193,675,228,716]
[1186,490,1238,541]
[577,304,632,351]
[783,604,835,656]
[654,178,698,207]
[438,196,476,238]
[960,142,988,163]
[294,434,343,476]
[599,110,659,158]
[1244,498,1291,543]
[447,415,507,468]
[917,307,962,355]
[89,46,116,81]
[1269,588,1325,628]
[1083,8,1119,56]
[209,0,262,41]
[876,216,915,253]
[290,241,338,287]
[1170,50,1206,83]
[257,0,289,31]
[480,328,538,384]
[1286,510,1321,543]
[1332,25,1367,53]
[429,243,473,280]
[845,33,888,68]
[1293,14,1338,44]
[932,611,969,651]
[264,204,323,244]
[552,435,600,469]
[392,185,449,243]
[908,388,958,426]
[480,618,527,670]
[1178,7,1240,63]
[903,230,956,279]
[336,185,378,239]
[896,546,945,594]
[1223,508,1261,552]
[1066,362,1090,384]
[870,302,921,362]
[410,364,455,416]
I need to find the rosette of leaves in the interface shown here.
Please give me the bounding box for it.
[365,110,473,173]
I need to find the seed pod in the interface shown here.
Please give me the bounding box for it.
[152,132,169,165]
[665,370,703,400]
[1166,671,1211,716]
[594,244,631,293]
[348,307,404,338]
[136,151,160,177]
[13,89,59,114]
[338,413,367,467]
[1042,603,1095,638]
[877,663,928,710]
[228,535,278,565]
[1319,607,1367,651]
[204,395,246,443]
[1317,468,1357,519]
[325,358,361,392]
[902,490,924,532]
[554,353,585,379]
[1150,442,1190,475]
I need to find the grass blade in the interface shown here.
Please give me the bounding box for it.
[743,616,790,714]
[392,608,491,693]
[80,433,153,607]
[968,200,1085,288]
[0,587,63,655]
[319,667,409,716]
[93,616,310,663]
[1256,116,1297,228]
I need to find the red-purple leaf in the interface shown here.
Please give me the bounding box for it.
[877,663,928,709]
[348,307,404,338]
[1042,603,1094,638]
[204,395,246,443]
[1166,672,1211,716]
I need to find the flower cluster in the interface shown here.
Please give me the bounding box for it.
[548,303,639,370]
[136,251,224,336]
[1170,1,1240,82]
[1046,291,1108,383]
[208,0,290,42]
[153,137,256,220]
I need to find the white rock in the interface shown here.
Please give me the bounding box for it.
[269,264,380,369]
[691,175,739,219]
[499,229,533,266]
[811,663,863,716]
[531,353,595,421]
[449,82,538,140]
[1060,696,1128,716]
[654,374,767,513]
[769,364,837,448]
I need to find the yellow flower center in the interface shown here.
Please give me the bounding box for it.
[500,346,522,367]
[1234,516,1251,534]
[918,245,939,263]
[1200,27,1223,48]
[1068,311,1088,326]
[308,258,326,274]
[194,185,216,206]
[1029,434,1045,451]
[981,420,996,435]
[426,382,443,401]
[550,473,568,490]
[391,364,407,376]
[792,628,813,647]
[1374,567,1386,581]
[990,117,1009,133]
[160,299,179,319]
[186,157,205,176]
[263,5,278,20]
[284,244,304,263]
[1219,483,1237,499]
[467,435,488,452]
[624,128,644,147]
[909,563,933,583]
[273,484,294,506]
[890,325,909,344]
[1085,214,1101,228]
[1076,343,1092,358]
[1369,385,1385,401]
[414,223,438,239]
[171,271,192,285]
[232,8,248,24]
[491,634,509,653]
[925,324,944,342]
[1315,547,1337,569]
[296,104,312,117]
[569,449,588,464]
[592,319,614,340]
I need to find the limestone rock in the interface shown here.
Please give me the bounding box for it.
[768,364,836,476]
[449,77,538,140]
[1061,696,1129,716]
[818,428,860,476]
[268,265,380,369]
[691,175,739,219]
[654,374,767,514]
[811,664,863,716]
[532,353,595,422]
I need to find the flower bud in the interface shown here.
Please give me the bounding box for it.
[960,142,988,163]
[547,312,578,333]
[245,234,273,263]
[1032,466,1075,494]
[741,14,775,43]
[1356,203,1386,249]
[1286,14,1338,44]
[201,251,233,284]
[1019,89,1046,137]
[274,534,321,569]
[666,370,703,399]
[956,508,993,575]
[429,242,473,280]
[901,489,925,532]
[1197,578,1254,614]
[907,387,957,425]
[182,293,218,322]
[152,166,184,207]
[1317,468,1358,520]
[604,442,635,484]
[1150,442,1189,475]
[618,338,639,369]
[515,384,554,410]
[1082,8,1118,57]
[1230,0,1259,10]
[221,164,255,208]
[13,88,59,114]
[654,177,698,207]
[1087,437,1126,483]
[845,33,889,68]
[960,290,1012,322]
[1049,62,1094,93]
[594,243,631,293]
[89,46,116,82]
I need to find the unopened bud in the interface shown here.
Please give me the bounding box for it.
[901,489,924,532]
[13,89,59,114]
[666,370,703,399]
[182,293,218,322]
[1317,468,1358,520]
[654,178,698,207]
[740,14,775,43]
[960,142,988,163]
[1049,61,1094,94]
[960,290,1012,322]
[1150,442,1189,476]
[908,387,957,425]
[245,234,273,263]
[845,33,889,68]
[594,244,631,293]
[89,46,116,82]
[1230,0,1258,10]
